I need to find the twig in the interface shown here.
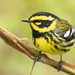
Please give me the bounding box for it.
[0,26,75,75]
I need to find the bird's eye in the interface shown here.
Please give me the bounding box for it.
[32,19,42,25]
[37,19,41,22]
[32,19,41,23]
[35,20,42,25]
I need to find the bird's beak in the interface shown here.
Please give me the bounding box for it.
[21,19,30,23]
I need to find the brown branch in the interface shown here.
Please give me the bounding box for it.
[0,26,75,75]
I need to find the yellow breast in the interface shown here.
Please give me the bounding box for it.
[33,33,74,55]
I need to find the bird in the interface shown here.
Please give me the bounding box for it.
[22,12,75,74]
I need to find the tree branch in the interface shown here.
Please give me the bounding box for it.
[0,26,75,75]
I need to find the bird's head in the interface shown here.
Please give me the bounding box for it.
[22,12,59,33]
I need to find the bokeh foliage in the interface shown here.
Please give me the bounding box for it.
[0,0,75,75]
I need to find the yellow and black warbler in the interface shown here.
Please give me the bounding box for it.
[22,12,75,73]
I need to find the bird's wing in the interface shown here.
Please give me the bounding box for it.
[54,19,75,41]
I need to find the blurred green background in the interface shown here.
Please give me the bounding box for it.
[0,0,75,75]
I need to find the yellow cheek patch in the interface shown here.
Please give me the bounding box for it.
[35,22,41,25]
[30,16,54,21]
[30,19,57,33]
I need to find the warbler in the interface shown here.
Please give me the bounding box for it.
[22,12,75,74]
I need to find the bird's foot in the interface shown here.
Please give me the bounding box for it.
[57,60,63,71]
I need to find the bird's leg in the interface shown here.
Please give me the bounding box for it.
[58,55,63,71]
[29,51,41,75]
